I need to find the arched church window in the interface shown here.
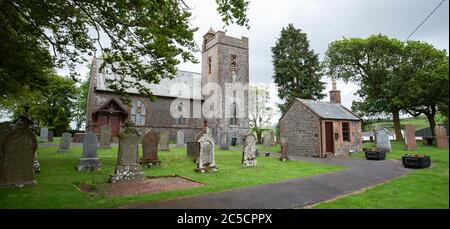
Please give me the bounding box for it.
[208,57,212,75]
[230,102,238,125]
[231,55,237,82]
[131,100,146,125]
[175,102,184,125]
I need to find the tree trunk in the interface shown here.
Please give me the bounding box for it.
[392,109,404,141]
[425,113,437,138]
[256,130,262,144]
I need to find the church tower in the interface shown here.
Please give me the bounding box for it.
[201,28,250,145]
[329,79,341,104]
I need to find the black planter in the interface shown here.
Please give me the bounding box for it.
[364,149,386,160]
[402,155,431,169]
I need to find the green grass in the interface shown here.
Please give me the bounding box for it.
[256,144,281,153]
[315,141,449,209]
[365,115,445,132]
[0,144,343,209]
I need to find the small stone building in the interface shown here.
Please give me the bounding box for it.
[279,81,362,157]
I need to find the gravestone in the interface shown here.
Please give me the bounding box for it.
[263,132,271,148]
[219,131,229,150]
[403,125,417,151]
[99,125,112,149]
[39,127,48,142]
[0,123,37,188]
[435,125,448,148]
[72,133,85,143]
[375,128,391,152]
[110,122,145,183]
[279,138,289,161]
[241,133,257,167]
[140,130,161,166]
[195,128,218,173]
[77,131,101,171]
[176,130,184,147]
[159,130,170,151]
[48,130,54,142]
[58,132,71,153]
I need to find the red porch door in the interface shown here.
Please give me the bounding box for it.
[110,115,121,137]
[325,122,334,155]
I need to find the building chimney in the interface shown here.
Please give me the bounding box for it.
[329,79,341,104]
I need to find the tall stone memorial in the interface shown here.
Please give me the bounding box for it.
[99,125,112,149]
[0,116,37,188]
[176,130,184,147]
[241,133,257,167]
[159,130,170,151]
[110,122,145,183]
[279,138,289,161]
[403,125,417,151]
[219,131,229,150]
[58,132,71,153]
[195,127,218,173]
[375,128,391,152]
[78,131,101,171]
[39,127,48,142]
[140,130,161,166]
[435,125,448,148]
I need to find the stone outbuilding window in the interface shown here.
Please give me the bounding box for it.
[342,122,350,142]
[131,100,146,126]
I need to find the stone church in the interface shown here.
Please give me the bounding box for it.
[86,29,250,144]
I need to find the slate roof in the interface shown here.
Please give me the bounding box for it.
[297,99,361,121]
[94,58,203,100]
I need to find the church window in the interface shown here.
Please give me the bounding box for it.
[208,57,212,74]
[230,102,238,125]
[175,102,185,125]
[131,100,146,125]
[231,55,237,82]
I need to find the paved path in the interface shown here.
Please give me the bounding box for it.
[123,155,412,209]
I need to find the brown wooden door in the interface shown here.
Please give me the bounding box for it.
[110,115,121,137]
[325,122,334,154]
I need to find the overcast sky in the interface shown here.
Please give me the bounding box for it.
[59,0,449,125]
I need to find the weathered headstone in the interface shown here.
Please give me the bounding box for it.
[39,127,48,142]
[110,122,145,183]
[159,130,170,151]
[241,133,257,167]
[279,138,289,161]
[99,125,112,149]
[140,130,161,166]
[48,130,54,142]
[195,128,218,173]
[58,132,71,153]
[0,123,37,188]
[176,130,184,147]
[404,125,417,151]
[375,128,391,152]
[219,132,229,150]
[263,131,271,148]
[77,131,101,171]
[435,125,448,148]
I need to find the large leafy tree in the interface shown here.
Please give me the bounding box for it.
[271,24,325,113]
[10,73,78,131]
[0,0,250,103]
[325,35,405,140]
[399,40,449,137]
[73,79,89,131]
[249,85,273,143]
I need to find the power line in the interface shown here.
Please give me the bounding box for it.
[405,0,447,41]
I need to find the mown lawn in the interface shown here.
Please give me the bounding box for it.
[315,141,449,209]
[0,143,343,209]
